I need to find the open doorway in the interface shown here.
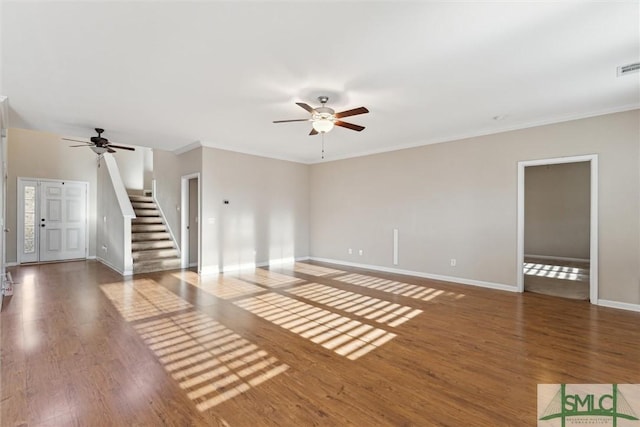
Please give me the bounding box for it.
[180,173,200,271]
[517,155,598,303]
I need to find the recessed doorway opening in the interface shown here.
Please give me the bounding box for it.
[516,155,598,304]
[180,173,200,271]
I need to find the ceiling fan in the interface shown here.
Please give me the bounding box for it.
[63,128,135,155]
[273,96,369,135]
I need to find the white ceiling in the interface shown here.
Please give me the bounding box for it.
[2,1,639,163]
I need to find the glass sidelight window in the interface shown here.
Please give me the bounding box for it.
[23,185,36,254]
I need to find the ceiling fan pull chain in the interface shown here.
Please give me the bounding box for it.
[322,133,325,159]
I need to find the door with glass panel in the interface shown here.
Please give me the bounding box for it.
[18,178,88,263]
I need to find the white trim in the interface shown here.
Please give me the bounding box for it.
[103,155,135,273]
[524,254,590,263]
[170,107,640,165]
[174,140,306,164]
[5,261,17,267]
[309,257,517,293]
[200,256,310,276]
[87,255,96,260]
[152,193,180,258]
[97,256,133,276]
[516,154,599,304]
[180,173,200,271]
[309,105,640,164]
[18,177,90,264]
[597,299,640,313]
[0,96,8,130]
[173,141,202,156]
[200,265,220,276]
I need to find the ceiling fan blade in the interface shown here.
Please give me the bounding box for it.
[335,120,365,132]
[62,137,91,143]
[108,144,135,151]
[309,128,318,136]
[273,119,311,123]
[335,107,369,119]
[296,102,315,113]
[69,144,92,147]
[107,148,117,153]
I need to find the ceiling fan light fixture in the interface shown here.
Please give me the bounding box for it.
[312,118,334,133]
[91,146,108,155]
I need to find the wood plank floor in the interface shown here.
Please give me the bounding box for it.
[1,260,639,426]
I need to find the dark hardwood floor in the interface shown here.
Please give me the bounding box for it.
[1,260,639,426]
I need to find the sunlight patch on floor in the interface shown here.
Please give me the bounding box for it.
[235,268,304,288]
[134,311,289,411]
[523,263,589,282]
[172,271,265,299]
[101,279,192,321]
[334,273,464,301]
[286,283,422,327]
[290,262,345,276]
[234,292,396,360]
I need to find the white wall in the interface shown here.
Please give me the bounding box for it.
[309,110,640,305]
[6,128,98,263]
[96,156,125,273]
[525,162,590,259]
[112,146,152,193]
[200,147,309,272]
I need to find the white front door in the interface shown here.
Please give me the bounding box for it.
[18,178,88,263]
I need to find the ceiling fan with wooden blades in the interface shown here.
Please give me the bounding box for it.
[63,128,135,154]
[273,96,369,135]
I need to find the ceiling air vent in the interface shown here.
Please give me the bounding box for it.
[617,62,640,77]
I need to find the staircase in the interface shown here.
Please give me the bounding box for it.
[129,195,182,274]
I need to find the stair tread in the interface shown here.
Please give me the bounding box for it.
[127,194,181,274]
[132,217,163,223]
[129,195,154,202]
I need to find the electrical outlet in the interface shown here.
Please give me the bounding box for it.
[348,248,353,254]
[359,249,363,256]
[450,258,456,267]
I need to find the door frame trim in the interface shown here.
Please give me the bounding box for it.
[17,177,89,264]
[516,154,598,303]
[180,173,201,272]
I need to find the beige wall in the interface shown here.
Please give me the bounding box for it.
[7,128,98,263]
[309,110,640,304]
[525,162,590,259]
[153,146,310,273]
[152,147,202,248]
[200,147,310,272]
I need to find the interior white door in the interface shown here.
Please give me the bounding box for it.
[39,181,87,262]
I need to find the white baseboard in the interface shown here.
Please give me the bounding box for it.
[200,265,220,276]
[309,257,517,293]
[87,255,97,260]
[5,262,17,267]
[200,256,311,276]
[525,254,590,263]
[97,257,132,276]
[597,299,640,313]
